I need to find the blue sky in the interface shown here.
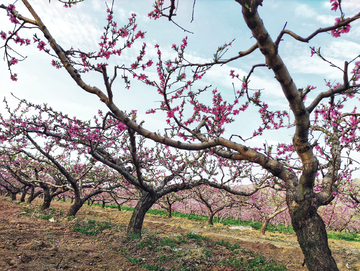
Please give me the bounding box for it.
[1,0,360,151]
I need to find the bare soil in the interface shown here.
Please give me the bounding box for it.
[0,196,359,271]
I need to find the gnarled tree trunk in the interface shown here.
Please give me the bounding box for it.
[41,184,51,210]
[20,186,30,202]
[10,192,17,201]
[288,196,338,270]
[208,212,215,225]
[68,196,84,216]
[127,191,157,237]
[260,218,270,235]
[27,190,42,203]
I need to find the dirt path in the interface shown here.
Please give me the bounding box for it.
[0,197,359,270]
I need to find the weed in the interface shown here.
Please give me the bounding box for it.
[203,249,212,258]
[127,257,142,264]
[158,254,169,263]
[39,214,53,220]
[129,233,141,239]
[176,235,187,243]
[23,207,32,214]
[215,239,230,248]
[186,232,207,241]
[160,237,175,247]
[140,240,153,249]
[140,263,165,271]
[73,219,113,236]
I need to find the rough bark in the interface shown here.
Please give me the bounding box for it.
[20,186,30,202]
[10,192,17,201]
[260,219,270,235]
[27,190,42,203]
[68,196,84,216]
[235,1,339,269]
[41,185,51,210]
[127,191,157,237]
[208,212,215,225]
[290,203,338,270]
[167,205,172,218]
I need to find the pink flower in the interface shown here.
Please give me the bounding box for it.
[37,41,46,51]
[0,31,6,40]
[10,73,17,81]
[330,0,339,12]
[9,57,18,66]
[146,60,153,67]
[167,110,174,118]
[310,47,315,57]
[135,31,145,39]
[331,17,351,37]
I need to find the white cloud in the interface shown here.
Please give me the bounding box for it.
[342,0,360,10]
[325,39,360,59]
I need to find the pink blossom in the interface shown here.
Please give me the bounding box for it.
[10,73,17,81]
[167,110,174,118]
[37,41,46,51]
[330,0,339,11]
[0,31,6,40]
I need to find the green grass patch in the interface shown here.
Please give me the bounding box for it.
[90,200,360,242]
[73,219,112,236]
[327,231,360,242]
[186,232,208,241]
[223,255,286,270]
[160,237,176,247]
[39,214,53,220]
[140,263,165,271]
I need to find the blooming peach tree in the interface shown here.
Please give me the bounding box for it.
[0,97,261,236]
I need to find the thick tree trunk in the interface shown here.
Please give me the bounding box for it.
[208,212,215,225]
[42,193,52,210]
[127,192,157,237]
[68,197,84,216]
[27,190,42,203]
[41,186,51,210]
[167,204,172,218]
[291,206,338,270]
[260,219,270,235]
[10,192,17,201]
[20,186,29,202]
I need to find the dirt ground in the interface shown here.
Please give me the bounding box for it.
[0,196,359,271]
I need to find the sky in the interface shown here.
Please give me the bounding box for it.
[1,0,360,164]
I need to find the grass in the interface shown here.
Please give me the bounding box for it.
[327,232,360,242]
[17,198,360,243]
[100,203,296,234]
[39,214,54,220]
[100,203,360,242]
[223,255,286,271]
[185,232,208,241]
[120,232,286,271]
[72,219,113,236]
